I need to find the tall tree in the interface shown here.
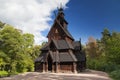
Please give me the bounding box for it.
[0,24,34,73]
[86,36,98,58]
[30,45,41,60]
[101,30,120,64]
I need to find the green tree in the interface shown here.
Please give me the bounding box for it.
[31,45,41,60]
[86,36,99,58]
[22,33,34,48]
[0,24,35,73]
[0,21,5,29]
[103,31,120,64]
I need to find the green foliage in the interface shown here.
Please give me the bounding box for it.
[87,56,106,71]
[30,45,41,60]
[0,21,5,29]
[110,69,120,80]
[16,53,34,73]
[0,21,41,75]
[105,32,120,64]
[0,71,8,77]
[22,33,34,48]
[86,28,120,80]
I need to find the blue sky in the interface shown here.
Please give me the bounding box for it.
[66,0,120,44]
[48,0,120,44]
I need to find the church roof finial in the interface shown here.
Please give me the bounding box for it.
[58,3,64,13]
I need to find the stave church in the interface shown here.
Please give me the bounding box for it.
[35,7,86,73]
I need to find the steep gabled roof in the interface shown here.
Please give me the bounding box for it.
[35,52,48,62]
[74,51,86,61]
[36,40,86,63]
[47,11,74,41]
[56,19,74,40]
[59,52,76,62]
[35,51,77,63]
[41,40,82,51]
[55,40,74,49]
[41,39,74,50]
[73,41,81,50]
[35,48,78,63]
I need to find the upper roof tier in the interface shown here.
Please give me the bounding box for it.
[47,7,74,41]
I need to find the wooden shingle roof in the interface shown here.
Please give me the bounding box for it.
[35,52,48,62]
[35,40,86,63]
[35,51,77,63]
[41,40,81,51]
[41,39,74,50]
[59,52,75,62]
[73,41,81,50]
[74,51,86,61]
[56,19,74,40]
[47,16,74,41]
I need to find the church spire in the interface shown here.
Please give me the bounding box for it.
[58,7,63,13]
[58,4,64,15]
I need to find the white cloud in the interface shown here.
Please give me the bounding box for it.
[0,0,69,44]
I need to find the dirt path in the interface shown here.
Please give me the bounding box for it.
[0,70,112,80]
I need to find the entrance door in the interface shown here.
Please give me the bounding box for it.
[47,55,52,71]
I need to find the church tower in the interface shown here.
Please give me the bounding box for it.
[47,7,74,43]
[35,7,86,73]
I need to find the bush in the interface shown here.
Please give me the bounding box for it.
[87,58,107,71]
[0,71,8,77]
[110,69,120,80]
[87,57,119,72]
[103,63,119,72]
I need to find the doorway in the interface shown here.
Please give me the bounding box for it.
[47,55,52,71]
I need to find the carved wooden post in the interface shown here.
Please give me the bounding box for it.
[43,63,45,72]
[56,50,59,73]
[73,62,77,73]
[52,63,54,72]
[56,62,58,73]
[46,62,48,72]
[58,63,60,72]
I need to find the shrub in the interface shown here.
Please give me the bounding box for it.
[0,71,8,77]
[103,63,118,72]
[110,69,120,80]
[87,58,106,71]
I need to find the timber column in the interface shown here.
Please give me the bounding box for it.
[55,63,59,73]
[43,63,45,72]
[52,63,54,72]
[55,50,59,73]
[46,62,48,72]
[73,62,77,73]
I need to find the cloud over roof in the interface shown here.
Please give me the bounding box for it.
[0,0,69,44]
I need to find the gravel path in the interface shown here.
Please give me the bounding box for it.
[0,70,112,80]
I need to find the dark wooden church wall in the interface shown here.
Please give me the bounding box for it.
[60,62,73,72]
[35,62,43,72]
[76,61,86,72]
